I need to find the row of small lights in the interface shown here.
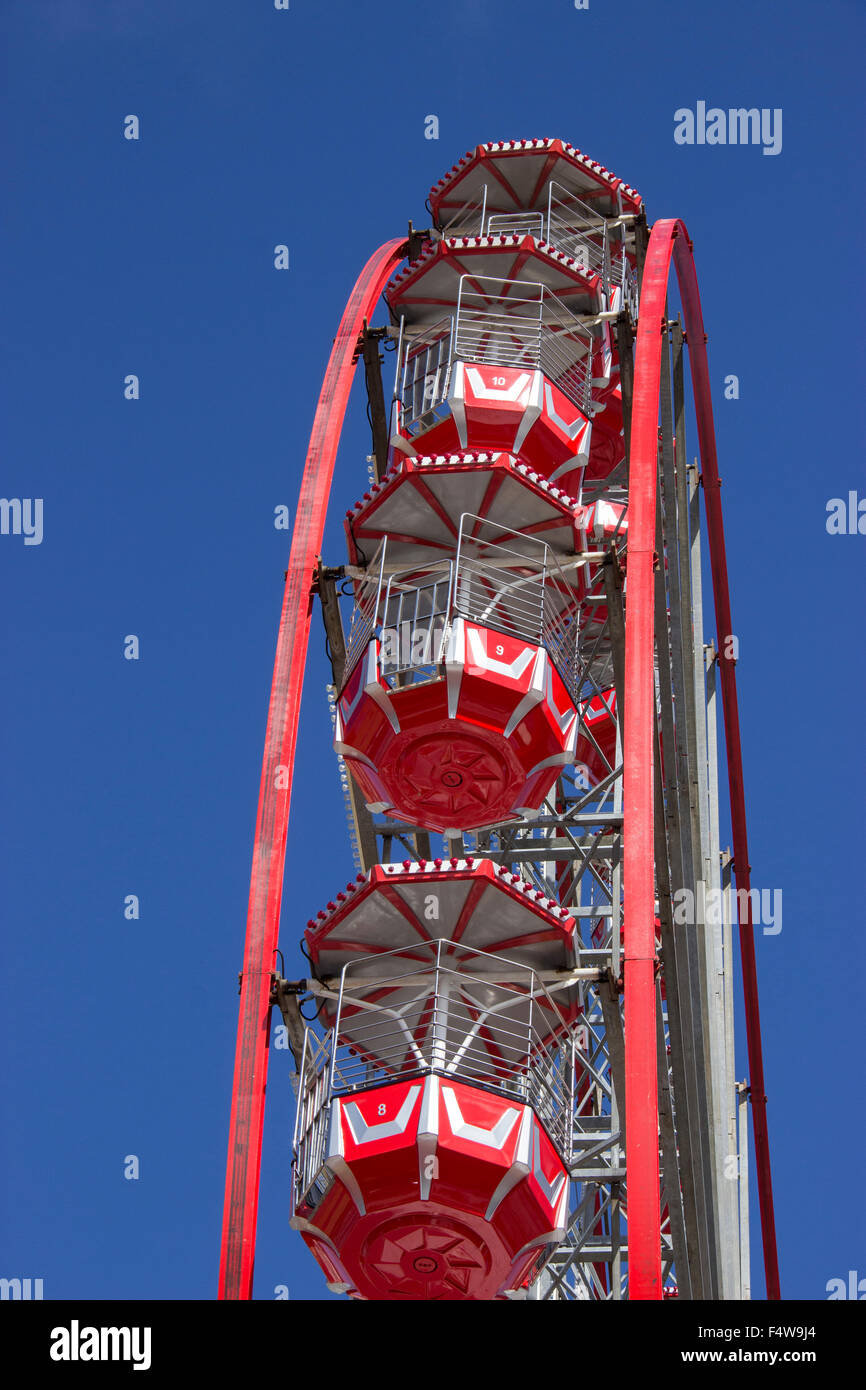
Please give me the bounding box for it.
[347,455,583,520]
[391,228,613,281]
[428,139,641,208]
[306,850,571,932]
[348,457,624,554]
[445,231,607,287]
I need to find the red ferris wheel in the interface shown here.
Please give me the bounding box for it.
[217,139,779,1301]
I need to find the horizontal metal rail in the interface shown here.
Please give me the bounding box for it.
[341,514,585,700]
[395,276,595,433]
[547,182,609,292]
[291,938,578,1210]
[456,277,593,415]
[487,209,545,239]
[437,180,636,318]
[396,316,454,429]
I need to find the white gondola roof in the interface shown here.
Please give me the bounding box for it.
[386,235,604,324]
[345,453,588,571]
[429,138,643,224]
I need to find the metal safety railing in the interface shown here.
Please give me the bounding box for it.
[342,537,386,670]
[341,514,583,701]
[291,1029,334,1214]
[291,939,578,1209]
[436,180,636,313]
[546,182,610,288]
[377,567,452,681]
[453,276,545,371]
[486,209,546,239]
[440,185,489,237]
[394,275,594,435]
[610,248,639,320]
[394,315,455,430]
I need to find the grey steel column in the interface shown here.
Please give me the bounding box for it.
[737,1078,751,1300]
[688,454,737,1298]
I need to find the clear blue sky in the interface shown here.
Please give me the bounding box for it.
[1,0,863,1301]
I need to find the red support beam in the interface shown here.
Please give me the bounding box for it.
[218,238,407,1300]
[627,219,780,1299]
[623,225,669,1301]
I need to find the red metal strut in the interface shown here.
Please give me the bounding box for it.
[218,238,407,1301]
[626,218,780,1299]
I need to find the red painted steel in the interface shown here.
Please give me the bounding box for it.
[304,859,579,1039]
[295,1075,569,1300]
[627,219,780,1299]
[218,238,407,1300]
[427,139,643,223]
[345,454,589,570]
[335,624,578,832]
[623,226,667,1301]
[389,361,594,480]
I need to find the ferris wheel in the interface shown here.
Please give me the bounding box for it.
[217,139,779,1301]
